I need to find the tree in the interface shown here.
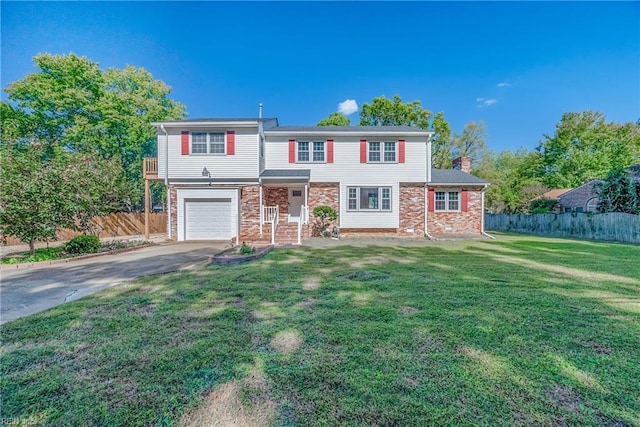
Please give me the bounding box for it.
[473,149,546,213]
[0,142,128,254]
[452,120,487,162]
[431,111,453,169]
[1,53,186,208]
[536,111,640,188]
[597,168,640,214]
[317,112,350,126]
[359,94,433,128]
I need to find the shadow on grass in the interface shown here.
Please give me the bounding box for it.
[2,238,639,426]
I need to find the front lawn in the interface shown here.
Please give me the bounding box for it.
[2,235,639,425]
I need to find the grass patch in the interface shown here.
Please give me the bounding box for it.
[2,235,639,425]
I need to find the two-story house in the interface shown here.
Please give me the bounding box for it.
[145,117,489,244]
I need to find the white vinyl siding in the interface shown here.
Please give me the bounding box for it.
[158,128,259,179]
[176,188,238,241]
[265,136,427,182]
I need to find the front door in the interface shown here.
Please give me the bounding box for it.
[288,188,304,222]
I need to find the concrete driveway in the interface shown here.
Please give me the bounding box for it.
[0,242,227,325]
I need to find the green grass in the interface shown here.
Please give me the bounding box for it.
[1,247,64,264]
[2,234,639,426]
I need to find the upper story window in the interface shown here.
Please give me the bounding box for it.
[435,191,459,211]
[298,141,325,162]
[192,132,225,154]
[347,186,392,211]
[368,141,396,163]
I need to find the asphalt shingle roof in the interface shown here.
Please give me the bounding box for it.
[430,169,488,185]
[265,125,430,133]
[260,169,311,178]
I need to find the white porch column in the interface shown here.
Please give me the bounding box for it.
[259,180,263,237]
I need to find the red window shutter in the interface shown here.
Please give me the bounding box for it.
[461,189,469,212]
[327,139,334,163]
[181,131,189,155]
[398,139,405,163]
[428,188,435,212]
[360,140,367,163]
[288,140,296,163]
[226,131,235,155]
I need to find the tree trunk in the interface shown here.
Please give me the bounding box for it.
[29,240,35,257]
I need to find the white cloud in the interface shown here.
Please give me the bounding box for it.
[496,82,511,88]
[476,97,497,108]
[338,99,358,115]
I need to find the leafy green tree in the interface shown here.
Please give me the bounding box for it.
[536,111,640,188]
[452,120,487,162]
[317,112,350,126]
[359,94,433,128]
[1,53,186,207]
[474,149,546,213]
[597,168,640,214]
[0,142,128,254]
[431,111,453,168]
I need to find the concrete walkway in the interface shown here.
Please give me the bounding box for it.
[0,241,228,325]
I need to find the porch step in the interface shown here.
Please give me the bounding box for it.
[275,223,300,245]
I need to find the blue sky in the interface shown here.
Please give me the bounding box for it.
[2,1,638,152]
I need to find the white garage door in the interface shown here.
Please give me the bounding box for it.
[185,199,232,240]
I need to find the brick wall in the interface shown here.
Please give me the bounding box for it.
[168,185,178,240]
[240,185,261,240]
[399,184,425,237]
[308,183,339,236]
[559,181,600,212]
[427,187,483,235]
[263,186,289,222]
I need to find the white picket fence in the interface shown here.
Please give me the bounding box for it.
[485,212,640,244]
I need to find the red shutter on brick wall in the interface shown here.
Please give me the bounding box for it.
[360,140,367,163]
[461,189,469,212]
[428,188,435,212]
[288,140,296,163]
[327,139,334,163]
[226,131,235,155]
[398,139,405,163]
[181,131,189,155]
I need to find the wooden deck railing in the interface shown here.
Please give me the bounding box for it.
[143,157,158,179]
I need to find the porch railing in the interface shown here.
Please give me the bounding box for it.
[298,205,309,245]
[263,205,278,224]
[271,209,279,245]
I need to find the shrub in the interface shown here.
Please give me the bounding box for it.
[64,235,101,254]
[239,242,255,255]
[312,206,338,237]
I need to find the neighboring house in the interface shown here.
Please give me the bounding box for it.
[558,180,601,213]
[557,164,640,213]
[146,117,489,244]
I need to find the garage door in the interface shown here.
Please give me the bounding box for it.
[185,199,232,240]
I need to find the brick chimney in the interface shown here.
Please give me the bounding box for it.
[452,156,471,173]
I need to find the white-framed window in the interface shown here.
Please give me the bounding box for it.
[191,132,225,154]
[368,141,396,162]
[435,191,459,211]
[347,186,392,211]
[298,141,325,162]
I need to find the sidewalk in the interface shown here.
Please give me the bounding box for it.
[1,234,169,258]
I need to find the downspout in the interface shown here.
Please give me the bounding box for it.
[259,178,263,237]
[424,135,436,240]
[480,186,495,239]
[160,124,171,239]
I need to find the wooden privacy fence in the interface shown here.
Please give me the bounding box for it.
[485,213,640,244]
[2,213,167,246]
